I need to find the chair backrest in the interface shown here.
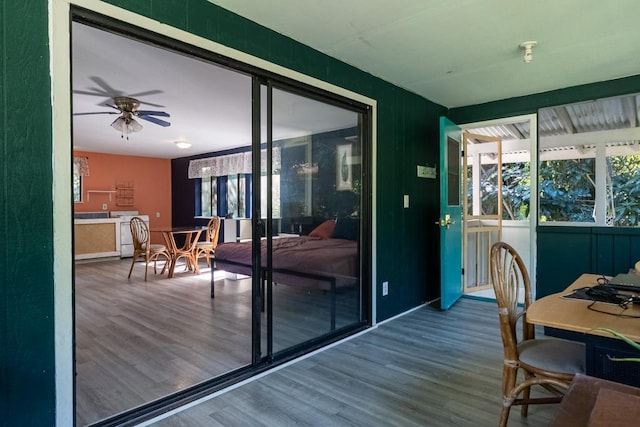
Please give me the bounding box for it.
[206,216,221,247]
[490,241,535,359]
[129,217,149,252]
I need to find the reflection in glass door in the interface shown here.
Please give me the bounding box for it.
[259,86,365,356]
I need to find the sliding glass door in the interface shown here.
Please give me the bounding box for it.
[257,84,367,359]
[71,9,370,426]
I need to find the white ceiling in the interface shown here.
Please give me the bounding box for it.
[73,1,640,159]
[72,23,357,159]
[209,0,640,108]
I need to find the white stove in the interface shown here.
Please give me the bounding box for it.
[110,211,149,258]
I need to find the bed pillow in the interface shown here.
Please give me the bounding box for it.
[332,217,358,241]
[308,219,336,239]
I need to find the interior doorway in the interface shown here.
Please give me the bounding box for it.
[460,114,537,301]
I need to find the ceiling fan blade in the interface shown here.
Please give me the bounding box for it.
[89,76,122,97]
[137,100,166,108]
[73,111,119,116]
[139,115,171,127]
[136,110,170,117]
[128,89,163,98]
[73,89,111,97]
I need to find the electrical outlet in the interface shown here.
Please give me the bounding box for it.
[382,281,389,296]
[403,195,409,208]
[156,212,161,218]
[102,203,108,211]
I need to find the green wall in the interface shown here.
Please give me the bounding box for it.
[536,227,640,297]
[1,0,55,425]
[1,0,444,424]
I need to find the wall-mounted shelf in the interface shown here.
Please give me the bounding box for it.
[86,190,116,201]
[116,181,134,206]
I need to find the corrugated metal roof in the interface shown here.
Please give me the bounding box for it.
[466,92,640,162]
[471,92,640,145]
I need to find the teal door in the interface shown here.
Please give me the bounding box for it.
[439,117,463,310]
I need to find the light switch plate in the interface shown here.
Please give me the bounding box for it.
[403,194,409,208]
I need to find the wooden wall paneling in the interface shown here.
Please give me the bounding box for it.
[2,1,56,426]
[536,227,593,297]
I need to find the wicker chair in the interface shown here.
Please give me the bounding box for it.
[127,216,170,281]
[195,216,220,267]
[489,241,585,427]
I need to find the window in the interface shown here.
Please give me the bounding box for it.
[608,154,640,226]
[199,173,280,218]
[200,177,217,217]
[73,163,82,202]
[73,156,89,203]
[538,92,640,227]
[191,149,281,218]
[261,173,281,218]
[539,158,595,223]
[226,174,246,218]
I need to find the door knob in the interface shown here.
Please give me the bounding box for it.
[435,214,455,229]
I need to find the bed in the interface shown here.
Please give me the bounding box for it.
[210,218,360,328]
[213,235,359,292]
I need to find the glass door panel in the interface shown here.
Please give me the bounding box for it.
[264,87,364,355]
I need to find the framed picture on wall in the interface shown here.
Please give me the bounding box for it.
[336,144,352,191]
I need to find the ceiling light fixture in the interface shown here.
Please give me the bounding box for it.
[110,112,142,139]
[519,41,538,63]
[174,140,192,149]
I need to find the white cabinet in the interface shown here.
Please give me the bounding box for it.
[222,218,252,242]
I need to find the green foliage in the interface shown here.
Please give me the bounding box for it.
[471,162,531,220]
[610,155,640,226]
[539,158,595,222]
[471,153,640,226]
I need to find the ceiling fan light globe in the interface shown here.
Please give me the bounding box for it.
[110,116,125,132]
[110,116,142,136]
[126,118,143,134]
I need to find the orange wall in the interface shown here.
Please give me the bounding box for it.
[74,151,172,244]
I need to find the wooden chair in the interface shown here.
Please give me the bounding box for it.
[128,217,170,281]
[489,241,585,427]
[195,216,221,267]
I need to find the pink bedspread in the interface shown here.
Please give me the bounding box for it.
[214,236,358,289]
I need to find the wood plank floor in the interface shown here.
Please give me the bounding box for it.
[148,298,559,427]
[75,258,276,425]
[75,258,362,426]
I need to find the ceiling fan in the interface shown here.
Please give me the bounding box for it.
[74,96,171,139]
[73,77,170,139]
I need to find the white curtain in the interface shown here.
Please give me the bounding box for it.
[188,148,281,178]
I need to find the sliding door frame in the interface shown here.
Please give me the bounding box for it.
[257,79,372,363]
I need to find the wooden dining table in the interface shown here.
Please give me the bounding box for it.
[151,226,206,278]
[527,273,640,386]
[527,273,640,342]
